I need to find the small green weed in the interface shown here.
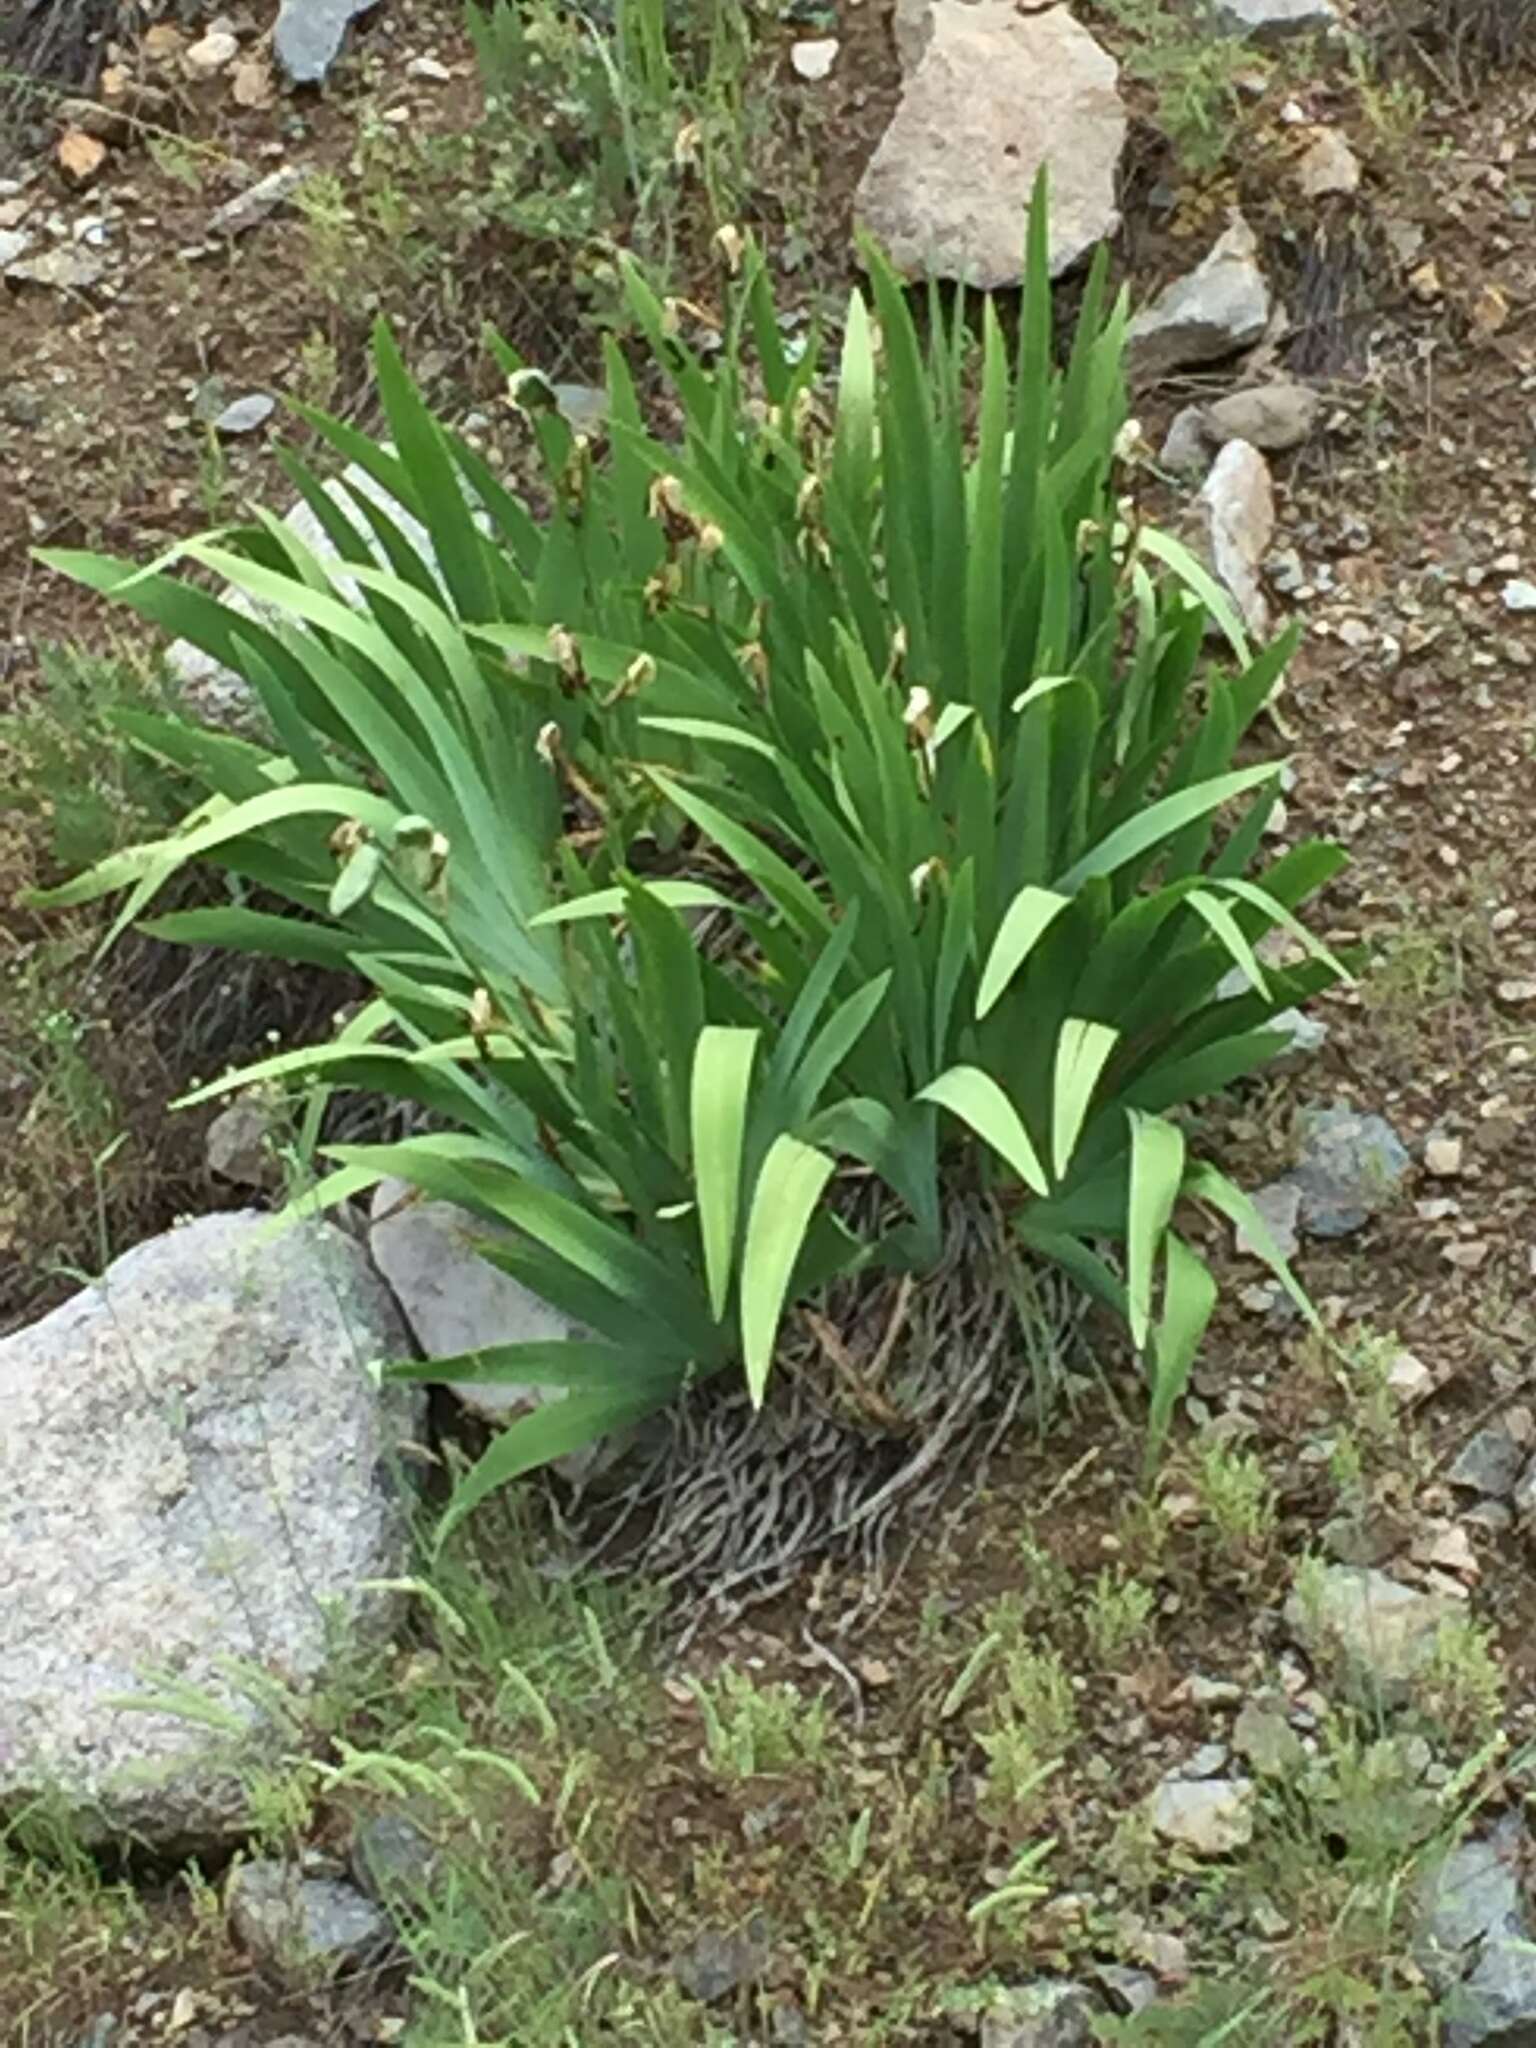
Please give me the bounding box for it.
[1082,1567,1157,1665]
[1104,1713,1505,2044]
[1089,0,1267,169]
[1415,1617,1506,1747]
[0,646,187,875]
[692,1665,832,1778]
[1194,1441,1277,1562]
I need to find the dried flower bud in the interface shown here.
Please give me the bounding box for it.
[547,624,587,692]
[903,685,932,729]
[714,222,745,274]
[649,474,686,518]
[697,521,725,556]
[504,367,558,415]
[644,562,683,615]
[425,831,450,893]
[909,858,938,902]
[1114,417,1146,464]
[739,640,769,690]
[535,720,561,766]
[674,118,702,170]
[649,473,696,548]
[328,817,368,861]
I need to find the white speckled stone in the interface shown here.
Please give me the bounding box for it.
[0,1212,421,1846]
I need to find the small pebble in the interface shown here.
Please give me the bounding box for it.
[214,392,276,436]
[790,37,838,79]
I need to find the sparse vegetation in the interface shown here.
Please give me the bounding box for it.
[1090,0,1263,170]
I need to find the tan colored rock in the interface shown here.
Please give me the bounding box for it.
[56,131,107,188]
[856,2,1125,289]
[1294,127,1361,199]
[1197,438,1275,637]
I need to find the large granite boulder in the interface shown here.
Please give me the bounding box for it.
[0,1212,420,1847]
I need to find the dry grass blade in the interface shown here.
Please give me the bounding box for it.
[554,1190,1091,1647]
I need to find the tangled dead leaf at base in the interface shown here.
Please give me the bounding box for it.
[546,1193,1094,1648]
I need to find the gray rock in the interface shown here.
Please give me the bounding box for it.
[1211,0,1338,40]
[856,2,1125,288]
[4,243,107,289]
[1235,1179,1302,1263]
[1129,213,1270,380]
[671,1918,770,2002]
[1285,1565,1456,1708]
[1447,1429,1525,1502]
[349,1809,442,1907]
[1267,544,1306,595]
[1232,1699,1304,1776]
[1197,438,1275,636]
[274,0,381,85]
[214,393,277,437]
[211,165,311,237]
[1269,1008,1329,1068]
[1091,1964,1158,2015]
[982,1980,1099,2048]
[1149,1777,1255,1855]
[0,1213,420,1846]
[1465,1499,1514,1536]
[1159,404,1212,479]
[0,227,33,268]
[1204,381,1321,452]
[205,1101,275,1187]
[1290,1105,1411,1236]
[1502,579,1536,615]
[3,385,47,429]
[1180,1741,1230,1778]
[552,382,610,433]
[228,1859,390,1983]
[1419,1818,1536,2048]
[369,1177,578,1427]
[1321,1508,1409,1568]
[1513,1457,1536,1524]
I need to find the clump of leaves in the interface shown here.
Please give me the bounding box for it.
[34,179,1343,1535]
